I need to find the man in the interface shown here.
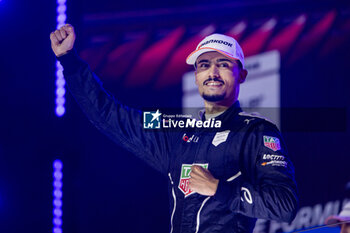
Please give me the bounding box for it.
[50,24,298,233]
[326,202,350,233]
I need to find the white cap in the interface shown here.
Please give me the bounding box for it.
[325,202,350,226]
[186,33,245,68]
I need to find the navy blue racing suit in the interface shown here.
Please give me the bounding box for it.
[57,50,298,233]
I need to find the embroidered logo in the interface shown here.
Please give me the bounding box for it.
[182,133,199,143]
[178,163,208,197]
[240,187,253,204]
[261,160,288,167]
[262,154,285,161]
[212,130,230,147]
[263,136,281,152]
[244,118,255,124]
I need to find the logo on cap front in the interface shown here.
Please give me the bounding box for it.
[199,39,233,49]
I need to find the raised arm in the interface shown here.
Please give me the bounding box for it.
[50,25,172,175]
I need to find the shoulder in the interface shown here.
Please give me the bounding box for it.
[237,112,288,155]
[236,111,279,131]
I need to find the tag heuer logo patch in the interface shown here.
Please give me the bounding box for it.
[178,163,208,197]
[263,136,281,151]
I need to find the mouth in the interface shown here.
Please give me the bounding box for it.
[204,80,224,87]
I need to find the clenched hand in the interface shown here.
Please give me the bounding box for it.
[189,165,219,196]
[50,24,76,57]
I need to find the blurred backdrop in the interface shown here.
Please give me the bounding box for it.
[0,0,350,232]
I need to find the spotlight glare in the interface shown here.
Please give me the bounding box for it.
[55,106,65,117]
[53,159,63,233]
[55,0,67,117]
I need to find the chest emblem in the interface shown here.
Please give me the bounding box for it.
[182,133,199,143]
[212,130,230,146]
[178,163,208,197]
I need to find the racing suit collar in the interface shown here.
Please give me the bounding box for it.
[200,101,242,121]
[198,101,242,132]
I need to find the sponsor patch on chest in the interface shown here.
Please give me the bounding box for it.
[212,130,230,146]
[263,136,281,151]
[178,163,208,197]
[182,133,199,143]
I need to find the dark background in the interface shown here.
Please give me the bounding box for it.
[0,0,349,232]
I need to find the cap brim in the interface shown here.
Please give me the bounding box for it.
[186,47,240,65]
[325,216,350,226]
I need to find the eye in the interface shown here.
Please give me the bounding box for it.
[218,62,229,68]
[198,63,210,68]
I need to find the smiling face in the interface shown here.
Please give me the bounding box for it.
[195,51,247,107]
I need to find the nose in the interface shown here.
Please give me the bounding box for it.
[208,64,220,78]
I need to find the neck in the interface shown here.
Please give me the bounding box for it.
[204,99,236,114]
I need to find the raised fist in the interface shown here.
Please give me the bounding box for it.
[50,24,76,57]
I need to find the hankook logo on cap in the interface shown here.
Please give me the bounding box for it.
[199,39,233,48]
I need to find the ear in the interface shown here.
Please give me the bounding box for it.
[238,69,248,84]
[194,70,199,86]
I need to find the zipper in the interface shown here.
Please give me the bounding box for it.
[195,197,211,233]
[168,173,176,233]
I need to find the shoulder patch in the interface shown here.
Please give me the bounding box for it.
[263,135,281,151]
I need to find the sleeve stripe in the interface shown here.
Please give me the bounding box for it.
[227,171,242,182]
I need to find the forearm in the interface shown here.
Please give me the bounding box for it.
[57,51,171,174]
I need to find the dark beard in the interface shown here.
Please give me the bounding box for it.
[202,93,226,102]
